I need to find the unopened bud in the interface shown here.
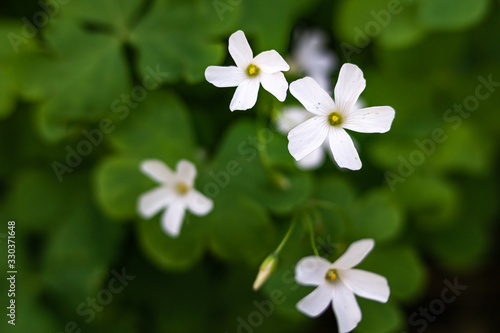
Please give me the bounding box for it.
[270,171,291,190]
[253,253,278,291]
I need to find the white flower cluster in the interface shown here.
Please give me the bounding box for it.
[137,29,395,333]
[205,30,395,171]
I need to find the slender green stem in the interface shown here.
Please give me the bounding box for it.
[257,127,272,170]
[275,218,296,254]
[304,213,320,257]
[255,96,288,190]
[256,96,271,168]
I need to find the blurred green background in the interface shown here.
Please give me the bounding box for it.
[0,0,499,332]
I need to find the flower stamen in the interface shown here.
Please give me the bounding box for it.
[328,112,343,126]
[246,64,260,77]
[325,268,338,282]
[176,182,189,195]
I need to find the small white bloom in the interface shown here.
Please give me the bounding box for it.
[137,159,213,237]
[288,63,395,170]
[205,30,290,111]
[276,98,365,170]
[289,28,337,92]
[295,239,390,333]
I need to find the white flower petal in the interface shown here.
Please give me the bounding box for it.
[334,63,366,114]
[288,116,329,161]
[295,256,331,286]
[296,284,333,317]
[138,187,174,218]
[253,50,290,73]
[339,269,390,303]
[328,127,361,170]
[187,190,213,216]
[289,77,335,116]
[229,78,260,111]
[259,72,288,102]
[331,281,362,333]
[332,239,374,270]
[140,159,174,184]
[343,106,395,133]
[176,160,197,187]
[205,66,246,87]
[229,30,253,69]
[297,146,325,170]
[275,106,311,134]
[161,201,186,237]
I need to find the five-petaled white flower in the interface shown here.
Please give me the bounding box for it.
[295,239,390,333]
[205,30,290,111]
[288,63,395,170]
[137,159,213,237]
[275,98,365,170]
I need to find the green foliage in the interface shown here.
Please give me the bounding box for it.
[130,0,225,83]
[356,300,404,333]
[208,120,313,214]
[417,0,490,30]
[31,21,130,141]
[0,0,498,332]
[361,245,427,301]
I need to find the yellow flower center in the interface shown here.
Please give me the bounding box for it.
[325,268,338,282]
[176,182,189,195]
[328,112,343,126]
[246,64,260,77]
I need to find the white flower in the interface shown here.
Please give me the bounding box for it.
[295,239,390,333]
[287,63,395,170]
[276,98,366,170]
[205,30,290,111]
[289,28,337,92]
[137,159,213,237]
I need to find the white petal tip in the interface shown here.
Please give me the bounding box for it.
[296,301,327,318]
[358,238,375,248]
[162,224,180,238]
[339,163,362,171]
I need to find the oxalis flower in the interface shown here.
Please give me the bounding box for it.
[137,159,213,237]
[288,63,395,170]
[205,30,290,111]
[295,239,390,333]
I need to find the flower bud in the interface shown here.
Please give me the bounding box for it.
[270,171,291,190]
[253,253,278,291]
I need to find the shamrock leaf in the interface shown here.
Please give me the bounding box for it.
[130,0,225,83]
[25,21,131,141]
[418,0,489,30]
